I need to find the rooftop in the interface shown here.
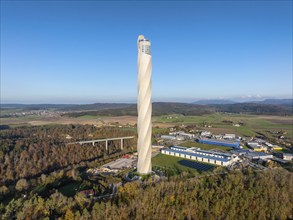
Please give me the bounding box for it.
[166,146,233,162]
[172,145,232,157]
[198,138,240,144]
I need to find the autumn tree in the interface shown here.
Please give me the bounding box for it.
[15,179,29,191]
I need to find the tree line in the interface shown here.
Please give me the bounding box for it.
[0,169,292,219]
[64,102,292,118]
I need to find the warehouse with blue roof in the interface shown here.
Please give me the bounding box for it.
[161,146,238,166]
[197,138,241,148]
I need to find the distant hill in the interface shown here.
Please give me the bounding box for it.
[60,103,133,111]
[63,101,292,117]
[193,98,293,106]
[212,103,292,115]
[193,99,236,105]
[255,99,293,106]
[0,103,132,111]
[1,99,292,117]
[0,104,74,110]
[64,102,214,117]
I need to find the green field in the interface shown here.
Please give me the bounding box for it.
[157,114,222,124]
[274,148,293,154]
[58,181,87,197]
[1,111,292,143]
[152,153,219,175]
[32,179,89,197]
[180,141,232,152]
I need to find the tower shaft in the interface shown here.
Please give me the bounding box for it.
[137,35,152,174]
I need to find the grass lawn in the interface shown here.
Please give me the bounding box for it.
[274,148,293,154]
[180,141,232,152]
[58,181,88,197]
[152,153,216,175]
[152,127,169,134]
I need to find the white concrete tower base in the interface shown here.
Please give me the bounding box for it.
[137,35,152,174]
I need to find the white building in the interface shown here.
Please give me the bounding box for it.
[223,134,236,140]
[161,146,238,166]
[201,131,211,137]
[283,153,293,161]
[231,149,273,160]
[213,135,222,139]
[169,131,195,139]
[264,142,273,147]
[161,135,176,140]
[247,142,267,152]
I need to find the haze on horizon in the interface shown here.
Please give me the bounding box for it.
[1,1,292,104]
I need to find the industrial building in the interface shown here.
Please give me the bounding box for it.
[161,135,176,140]
[197,138,241,148]
[161,146,238,166]
[247,142,267,152]
[223,134,236,140]
[264,142,283,151]
[230,149,252,156]
[169,131,195,139]
[283,153,293,161]
[231,149,273,160]
[245,151,273,160]
[161,135,184,141]
[200,131,212,137]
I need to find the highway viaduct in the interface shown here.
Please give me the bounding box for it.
[67,136,135,153]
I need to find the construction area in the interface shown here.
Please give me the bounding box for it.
[103,155,137,170]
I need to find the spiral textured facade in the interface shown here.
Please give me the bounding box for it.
[137,35,152,174]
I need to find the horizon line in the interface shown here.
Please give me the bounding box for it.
[1,97,292,106]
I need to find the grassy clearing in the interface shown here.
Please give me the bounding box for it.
[153,127,169,134]
[180,141,232,152]
[57,181,88,197]
[157,114,223,124]
[152,153,217,175]
[234,126,255,137]
[152,153,199,174]
[274,149,293,154]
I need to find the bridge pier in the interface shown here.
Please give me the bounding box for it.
[92,142,95,146]
[106,140,108,154]
[121,139,123,150]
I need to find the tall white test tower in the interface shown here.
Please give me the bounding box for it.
[137,35,152,174]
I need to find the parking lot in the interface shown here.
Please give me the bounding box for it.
[103,157,137,169]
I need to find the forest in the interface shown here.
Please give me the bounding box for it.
[2,101,292,118]
[1,125,293,219]
[63,102,292,117]
[0,125,136,202]
[0,169,292,219]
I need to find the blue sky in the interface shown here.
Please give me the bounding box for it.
[1,1,292,104]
